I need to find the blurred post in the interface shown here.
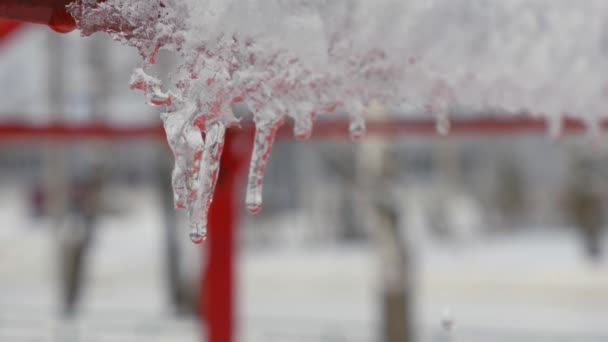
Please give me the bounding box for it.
[58,33,112,317]
[45,29,70,321]
[356,102,413,342]
[565,156,605,262]
[45,29,68,229]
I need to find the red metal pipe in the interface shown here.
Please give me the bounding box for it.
[0,116,603,142]
[0,20,23,43]
[200,129,250,342]
[0,122,166,141]
[0,0,77,32]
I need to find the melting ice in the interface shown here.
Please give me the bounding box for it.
[69,0,608,242]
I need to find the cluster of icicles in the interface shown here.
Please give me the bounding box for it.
[69,0,608,243]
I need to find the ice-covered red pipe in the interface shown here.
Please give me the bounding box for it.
[0,0,78,33]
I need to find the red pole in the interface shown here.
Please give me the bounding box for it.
[0,0,77,32]
[200,129,250,342]
[0,20,24,43]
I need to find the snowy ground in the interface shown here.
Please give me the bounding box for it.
[240,235,608,342]
[0,183,607,341]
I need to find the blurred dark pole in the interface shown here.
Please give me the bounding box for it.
[88,34,111,122]
[356,104,414,342]
[46,29,75,317]
[159,154,184,311]
[60,33,112,317]
[565,157,605,262]
[158,148,200,314]
[46,27,68,227]
[43,32,77,340]
[378,203,412,342]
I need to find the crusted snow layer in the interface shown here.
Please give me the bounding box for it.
[69,0,608,238]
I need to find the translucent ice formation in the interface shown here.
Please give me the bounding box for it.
[69,0,608,240]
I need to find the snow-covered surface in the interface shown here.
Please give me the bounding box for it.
[71,0,608,120]
[241,236,608,342]
[63,0,608,238]
[0,182,607,341]
[0,183,201,341]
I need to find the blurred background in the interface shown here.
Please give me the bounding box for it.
[0,23,607,342]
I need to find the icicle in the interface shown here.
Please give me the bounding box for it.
[166,119,203,211]
[189,222,206,244]
[349,114,366,141]
[347,102,366,141]
[441,307,455,332]
[584,115,603,149]
[293,106,315,140]
[73,0,608,244]
[246,113,285,214]
[436,111,451,136]
[547,113,563,140]
[187,121,226,244]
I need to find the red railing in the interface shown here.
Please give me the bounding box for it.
[0,116,602,142]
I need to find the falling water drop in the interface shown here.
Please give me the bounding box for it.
[584,116,602,146]
[189,223,207,244]
[246,114,284,214]
[246,193,262,214]
[347,102,367,141]
[349,115,367,141]
[547,114,563,140]
[440,307,455,332]
[436,112,451,136]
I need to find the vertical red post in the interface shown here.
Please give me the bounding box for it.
[0,0,77,33]
[0,21,24,42]
[200,130,249,342]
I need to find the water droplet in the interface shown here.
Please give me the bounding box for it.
[349,115,366,141]
[436,113,451,136]
[547,114,563,140]
[584,116,602,144]
[440,307,455,332]
[246,189,263,214]
[189,225,207,244]
[346,102,367,141]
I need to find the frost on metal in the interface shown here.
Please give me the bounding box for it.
[69,0,608,241]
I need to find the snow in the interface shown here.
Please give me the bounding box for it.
[0,182,607,341]
[63,1,608,238]
[241,231,608,341]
